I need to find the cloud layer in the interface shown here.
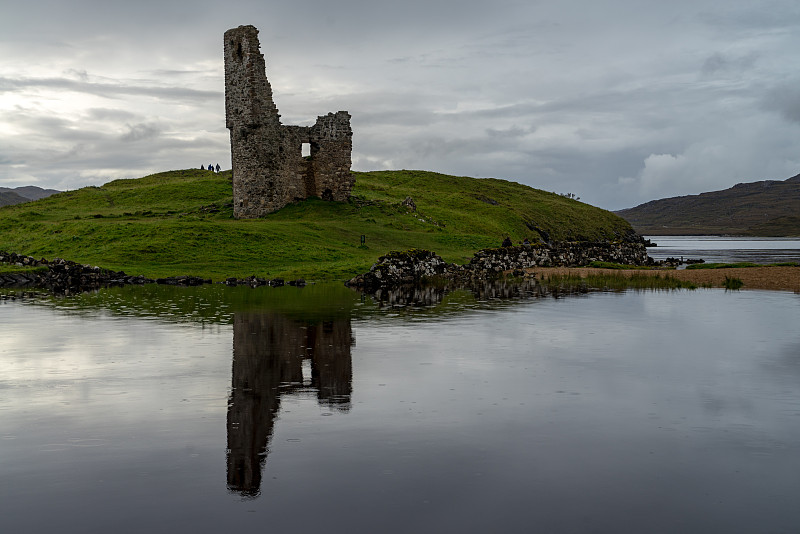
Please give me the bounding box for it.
[2,0,800,209]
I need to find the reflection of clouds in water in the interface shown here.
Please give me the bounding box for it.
[568,292,800,440]
[780,341,800,367]
[639,290,795,342]
[0,308,119,383]
[1,282,799,529]
[0,303,232,416]
[698,390,755,418]
[761,341,800,379]
[381,290,800,440]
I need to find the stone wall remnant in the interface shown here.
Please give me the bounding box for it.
[224,25,354,218]
[345,241,652,290]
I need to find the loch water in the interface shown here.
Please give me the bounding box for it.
[645,235,800,265]
[1,279,799,533]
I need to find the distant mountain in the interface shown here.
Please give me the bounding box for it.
[0,191,29,207]
[0,186,61,207]
[616,173,800,236]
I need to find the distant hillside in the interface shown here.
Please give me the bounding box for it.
[0,191,29,207]
[0,169,638,281]
[616,173,800,236]
[0,186,61,207]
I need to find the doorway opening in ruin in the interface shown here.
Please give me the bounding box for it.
[302,142,316,197]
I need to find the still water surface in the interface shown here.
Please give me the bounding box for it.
[1,283,799,533]
[645,235,800,264]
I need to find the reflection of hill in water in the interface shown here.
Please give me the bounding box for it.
[227,312,353,497]
[17,283,361,325]
[9,277,597,328]
[8,278,598,499]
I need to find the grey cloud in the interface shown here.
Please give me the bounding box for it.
[354,110,440,128]
[64,69,90,81]
[701,52,759,76]
[86,108,139,121]
[5,113,101,145]
[3,0,800,209]
[4,129,229,191]
[147,69,206,77]
[119,123,163,142]
[699,4,800,33]
[701,53,729,75]
[1,101,228,190]
[486,126,533,138]
[763,83,800,124]
[0,76,220,102]
[57,143,90,162]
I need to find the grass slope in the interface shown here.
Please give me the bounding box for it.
[0,169,636,281]
[616,173,800,236]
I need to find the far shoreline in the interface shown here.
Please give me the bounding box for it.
[529,266,800,292]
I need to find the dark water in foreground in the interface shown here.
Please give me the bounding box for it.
[1,283,799,533]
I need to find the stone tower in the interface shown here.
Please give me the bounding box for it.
[224,25,354,219]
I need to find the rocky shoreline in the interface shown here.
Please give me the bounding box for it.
[0,252,153,294]
[1,241,651,294]
[345,241,651,291]
[0,252,305,294]
[3,244,796,297]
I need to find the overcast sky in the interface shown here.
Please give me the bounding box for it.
[2,0,800,210]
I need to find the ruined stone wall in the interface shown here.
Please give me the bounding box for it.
[467,241,650,272]
[310,112,354,201]
[346,242,652,290]
[224,25,353,218]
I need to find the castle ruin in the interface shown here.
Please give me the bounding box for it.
[224,25,354,218]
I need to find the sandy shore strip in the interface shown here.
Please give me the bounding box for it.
[528,266,800,292]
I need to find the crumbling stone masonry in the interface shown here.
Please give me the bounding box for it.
[224,25,354,218]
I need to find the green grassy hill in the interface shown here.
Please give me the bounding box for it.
[0,169,637,281]
[616,173,800,236]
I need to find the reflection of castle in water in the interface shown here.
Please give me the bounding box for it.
[227,312,353,497]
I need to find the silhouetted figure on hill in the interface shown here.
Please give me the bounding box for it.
[215,163,221,173]
[502,236,513,248]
